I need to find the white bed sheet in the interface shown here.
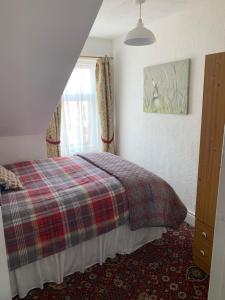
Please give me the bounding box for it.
[10,224,166,298]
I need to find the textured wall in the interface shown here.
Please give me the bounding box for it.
[113,0,225,214]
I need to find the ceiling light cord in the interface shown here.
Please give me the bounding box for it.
[139,2,142,19]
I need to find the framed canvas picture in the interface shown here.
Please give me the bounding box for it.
[143,59,190,114]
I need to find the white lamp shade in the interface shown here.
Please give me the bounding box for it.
[124,18,156,46]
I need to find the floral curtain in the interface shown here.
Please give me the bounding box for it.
[96,56,115,154]
[46,102,61,158]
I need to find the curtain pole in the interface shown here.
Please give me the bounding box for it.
[80,55,113,59]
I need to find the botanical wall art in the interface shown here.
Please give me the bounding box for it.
[143,59,190,114]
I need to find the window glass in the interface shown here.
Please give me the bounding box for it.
[61,59,99,156]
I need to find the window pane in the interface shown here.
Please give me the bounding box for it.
[64,68,92,95]
[60,59,100,156]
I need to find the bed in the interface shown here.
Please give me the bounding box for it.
[0,152,187,298]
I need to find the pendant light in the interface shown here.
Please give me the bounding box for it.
[124,0,156,46]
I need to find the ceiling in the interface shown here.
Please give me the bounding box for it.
[0,0,102,136]
[90,0,193,39]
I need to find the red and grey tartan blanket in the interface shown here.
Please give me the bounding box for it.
[79,153,187,230]
[1,153,186,271]
[1,156,128,271]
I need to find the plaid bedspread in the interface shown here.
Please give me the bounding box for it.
[79,153,187,230]
[1,156,128,271]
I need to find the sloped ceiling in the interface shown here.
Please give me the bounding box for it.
[0,0,102,136]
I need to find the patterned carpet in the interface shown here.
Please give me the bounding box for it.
[15,223,209,300]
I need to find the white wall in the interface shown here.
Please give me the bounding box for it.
[0,135,47,165]
[113,0,225,214]
[0,38,112,165]
[208,131,225,300]
[81,37,112,57]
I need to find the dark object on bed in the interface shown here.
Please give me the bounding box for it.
[1,153,186,271]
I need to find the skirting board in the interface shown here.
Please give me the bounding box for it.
[185,211,195,227]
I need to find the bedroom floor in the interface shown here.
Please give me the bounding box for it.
[14,223,209,300]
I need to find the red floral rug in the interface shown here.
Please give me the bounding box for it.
[15,223,209,300]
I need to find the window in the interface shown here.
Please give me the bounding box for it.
[60,59,100,156]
